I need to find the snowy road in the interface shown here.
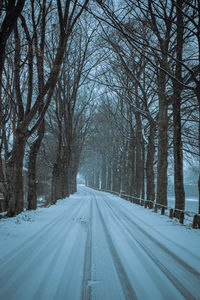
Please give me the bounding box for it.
[0,186,200,300]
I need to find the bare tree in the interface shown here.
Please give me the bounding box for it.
[2,0,89,216]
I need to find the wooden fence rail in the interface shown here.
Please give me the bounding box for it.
[90,187,200,229]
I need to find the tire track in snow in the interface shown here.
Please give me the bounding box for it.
[103,196,200,300]
[0,199,86,299]
[94,195,138,300]
[0,198,82,267]
[81,189,126,300]
[31,207,90,300]
[81,197,93,300]
[106,191,200,262]
[37,213,89,300]
[99,199,181,299]
[104,196,200,277]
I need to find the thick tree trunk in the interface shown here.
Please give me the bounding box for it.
[173,0,185,217]
[173,95,185,214]
[0,153,8,211]
[198,175,200,215]
[141,138,145,200]
[51,162,63,204]
[196,88,200,214]
[112,162,120,193]
[27,120,45,210]
[101,154,106,190]
[156,70,168,207]
[129,135,136,196]
[106,160,112,191]
[146,121,156,202]
[61,169,70,198]
[71,170,77,194]
[51,127,71,203]
[106,161,112,191]
[135,113,143,198]
[0,0,26,82]
[199,103,200,214]
[121,141,129,194]
[68,165,77,195]
[6,130,26,217]
[51,164,59,204]
[94,170,99,189]
[72,175,77,194]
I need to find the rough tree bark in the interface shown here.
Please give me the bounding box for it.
[106,160,112,191]
[146,121,156,202]
[156,69,168,207]
[101,154,106,190]
[27,0,46,209]
[135,112,143,198]
[6,129,26,216]
[0,0,26,81]
[112,145,120,193]
[128,125,136,196]
[27,120,45,210]
[195,87,200,214]
[173,0,185,216]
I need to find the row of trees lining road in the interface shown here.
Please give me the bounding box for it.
[0,0,199,217]
[81,0,200,215]
[0,0,92,216]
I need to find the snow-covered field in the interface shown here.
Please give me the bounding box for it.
[0,185,200,300]
[168,196,199,213]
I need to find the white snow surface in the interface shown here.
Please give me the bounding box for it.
[0,185,200,300]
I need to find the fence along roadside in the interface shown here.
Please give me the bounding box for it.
[89,187,200,229]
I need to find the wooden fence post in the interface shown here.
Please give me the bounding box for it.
[169,208,173,219]
[179,212,184,224]
[149,201,153,209]
[193,215,198,229]
[198,216,200,228]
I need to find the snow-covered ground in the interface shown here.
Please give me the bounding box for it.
[168,196,199,213]
[0,185,200,300]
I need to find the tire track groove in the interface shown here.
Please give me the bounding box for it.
[95,196,138,300]
[103,197,200,300]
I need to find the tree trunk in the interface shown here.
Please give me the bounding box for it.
[141,138,145,200]
[51,163,59,204]
[135,112,143,198]
[112,160,120,193]
[61,167,69,198]
[129,134,136,196]
[121,140,129,194]
[173,95,185,213]
[106,160,112,191]
[71,170,77,194]
[6,130,26,216]
[27,120,45,210]
[51,161,63,204]
[173,0,185,217]
[101,154,106,190]
[156,69,168,207]
[68,164,77,195]
[94,170,99,189]
[195,86,200,214]
[51,128,65,203]
[146,121,156,202]
[0,0,26,82]
[0,152,8,211]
